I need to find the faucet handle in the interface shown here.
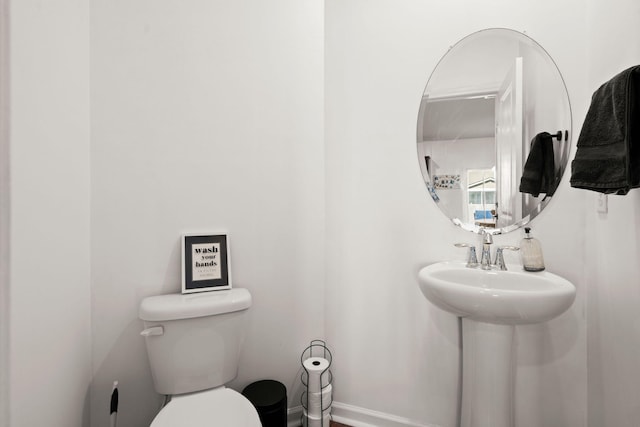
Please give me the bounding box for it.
[494,246,520,271]
[454,243,479,268]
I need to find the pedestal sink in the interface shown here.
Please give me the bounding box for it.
[417,261,576,427]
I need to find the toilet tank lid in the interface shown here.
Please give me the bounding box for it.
[139,288,251,321]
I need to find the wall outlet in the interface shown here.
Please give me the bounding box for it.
[597,193,608,214]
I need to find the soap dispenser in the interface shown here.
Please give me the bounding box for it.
[520,227,545,271]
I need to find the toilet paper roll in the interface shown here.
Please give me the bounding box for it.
[303,357,330,393]
[303,409,331,427]
[306,383,332,416]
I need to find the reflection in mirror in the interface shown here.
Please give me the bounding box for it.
[417,28,572,234]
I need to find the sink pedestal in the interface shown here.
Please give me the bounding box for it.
[461,319,514,427]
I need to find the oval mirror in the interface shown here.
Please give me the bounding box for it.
[416,28,572,234]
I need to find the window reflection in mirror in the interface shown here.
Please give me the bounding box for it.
[467,168,496,228]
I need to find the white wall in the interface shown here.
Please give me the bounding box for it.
[89,1,324,426]
[325,1,588,426]
[584,0,640,426]
[7,1,92,426]
[0,1,9,426]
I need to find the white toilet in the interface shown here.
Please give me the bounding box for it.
[139,288,261,427]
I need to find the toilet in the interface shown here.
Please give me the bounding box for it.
[139,288,261,427]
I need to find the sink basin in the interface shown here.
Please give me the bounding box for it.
[418,261,576,325]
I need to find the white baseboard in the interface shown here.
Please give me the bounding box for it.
[287,402,441,427]
[287,405,304,427]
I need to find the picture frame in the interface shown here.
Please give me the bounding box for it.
[181,232,232,294]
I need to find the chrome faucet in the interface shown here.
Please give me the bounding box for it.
[455,230,520,271]
[480,230,493,270]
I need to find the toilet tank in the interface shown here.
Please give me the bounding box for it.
[139,288,252,396]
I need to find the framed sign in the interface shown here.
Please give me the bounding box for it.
[181,233,231,294]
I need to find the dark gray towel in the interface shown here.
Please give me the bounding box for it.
[519,132,558,197]
[570,65,640,194]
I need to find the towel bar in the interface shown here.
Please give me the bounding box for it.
[549,130,569,141]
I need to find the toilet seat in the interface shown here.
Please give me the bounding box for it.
[150,387,261,427]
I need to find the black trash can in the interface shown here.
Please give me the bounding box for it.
[242,380,287,427]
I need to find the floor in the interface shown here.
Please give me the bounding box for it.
[330,422,351,427]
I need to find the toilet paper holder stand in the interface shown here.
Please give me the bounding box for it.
[300,339,333,424]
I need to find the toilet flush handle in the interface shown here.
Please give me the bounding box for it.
[140,326,164,337]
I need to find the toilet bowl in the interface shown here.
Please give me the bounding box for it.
[149,387,260,427]
[139,288,261,427]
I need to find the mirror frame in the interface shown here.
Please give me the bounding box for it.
[416,28,572,234]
